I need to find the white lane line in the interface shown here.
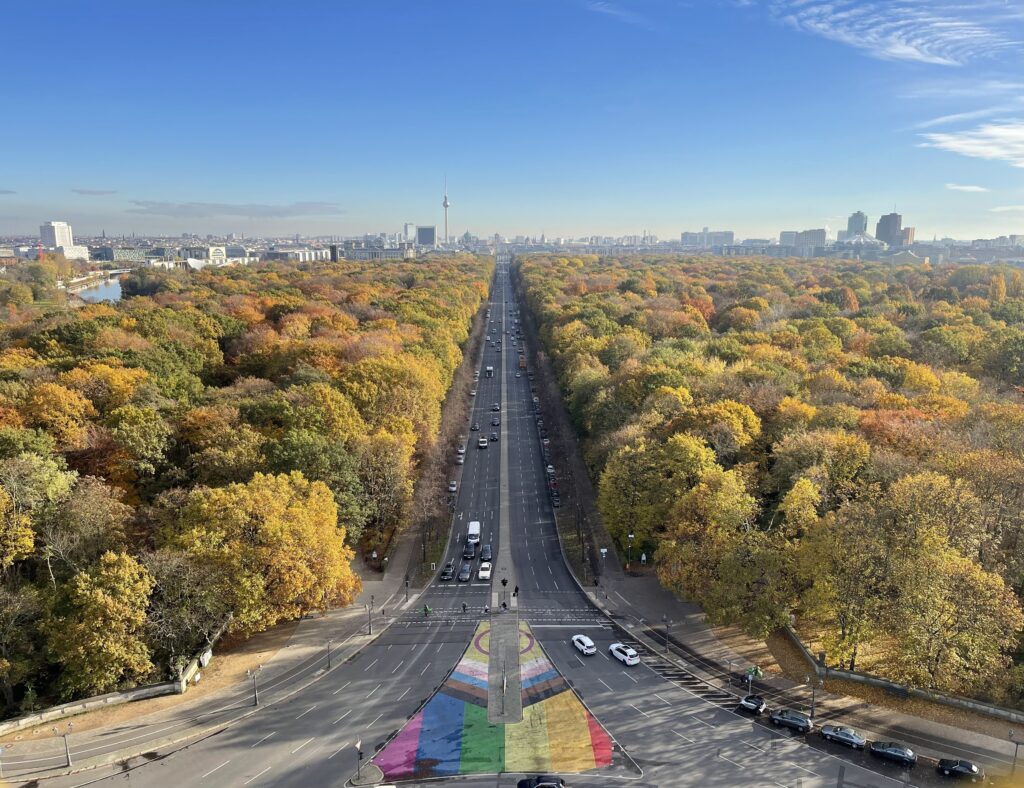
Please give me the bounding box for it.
[327,741,348,760]
[291,737,314,754]
[629,703,650,718]
[363,658,379,672]
[654,692,673,705]
[392,659,405,674]
[251,731,276,747]
[243,766,272,785]
[742,741,767,753]
[420,661,431,676]
[332,680,352,696]
[398,686,411,701]
[622,670,639,683]
[366,682,382,698]
[333,709,352,725]
[719,753,745,769]
[202,760,231,779]
[436,642,444,653]
[598,678,614,691]
[689,715,716,729]
[295,704,317,719]
[369,712,384,727]
[575,655,585,666]
[671,729,694,744]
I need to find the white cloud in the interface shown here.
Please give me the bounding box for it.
[915,108,1006,130]
[945,183,989,192]
[585,1,656,30]
[990,205,1024,213]
[763,1,1017,66]
[923,121,1024,168]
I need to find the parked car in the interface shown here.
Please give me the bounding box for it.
[768,708,813,734]
[470,389,477,397]
[869,741,917,768]
[738,694,766,714]
[478,561,492,580]
[820,725,866,750]
[936,759,984,781]
[457,445,466,455]
[455,455,464,465]
[572,634,597,656]
[515,371,521,377]
[457,563,472,582]
[609,643,640,666]
[440,561,455,581]
[517,776,565,788]
[480,544,493,561]
[448,480,457,493]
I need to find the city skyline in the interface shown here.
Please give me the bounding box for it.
[1,1,1023,239]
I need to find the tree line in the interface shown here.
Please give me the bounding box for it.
[0,256,491,714]
[519,253,1024,701]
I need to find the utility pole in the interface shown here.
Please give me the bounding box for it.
[246,664,263,706]
[327,638,334,670]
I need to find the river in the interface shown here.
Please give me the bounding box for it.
[77,277,123,303]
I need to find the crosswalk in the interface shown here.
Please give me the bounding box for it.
[393,606,613,628]
[613,636,742,710]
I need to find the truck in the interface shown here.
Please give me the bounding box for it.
[485,366,494,378]
[518,354,527,370]
[467,520,481,544]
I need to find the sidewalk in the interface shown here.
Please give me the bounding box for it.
[2,523,423,782]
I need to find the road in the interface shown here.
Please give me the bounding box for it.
[20,264,992,787]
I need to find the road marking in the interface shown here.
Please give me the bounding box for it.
[742,741,767,753]
[243,766,272,785]
[366,682,382,698]
[689,714,716,729]
[420,661,431,676]
[332,680,351,696]
[655,693,672,705]
[671,729,694,744]
[719,753,745,769]
[622,670,639,683]
[629,703,650,718]
[598,678,614,691]
[295,704,317,719]
[398,686,411,701]
[575,655,585,666]
[202,760,230,779]
[327,741,348,760]
[392,659,405,674]
[291,737,314,754]
[251,731,276,747]
[369,712,384,727]
[333,709,352,725]
[363,658,378,672]
[436,642,444,653]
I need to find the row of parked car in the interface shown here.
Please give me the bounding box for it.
[736,694,985,780]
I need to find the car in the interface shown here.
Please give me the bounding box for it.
[448,481,457,493]
[490,432,498,441]
[492,403,500,412]
[491,417,500,426]
[572,634,597,656]
[869,741,917,767]
[473,372,479,380]
[768,708,813,734]
[517,776,565,788]
[552,496,561,508]
[455,454,464,465]
[515,371,521,377]
[478,437,488,448]
[471,422,480,431]
[470,389,477,397]
[440,561,455,581]
[457,563,472,582]
[820,725,866,750]
[546,465,555,475]
[609,643,640,666]
[463,542,476,559]
[478,561,492,580]
[738,694,766,714]
[457,445,466,455]
[480,544,493,561]
[936,759,984,781]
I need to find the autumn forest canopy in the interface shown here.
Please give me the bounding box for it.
[519,253,1024,702]
[0,256,491,714]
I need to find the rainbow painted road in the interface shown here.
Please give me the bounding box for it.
[373,621,615,780]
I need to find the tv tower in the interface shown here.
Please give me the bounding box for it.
[442,178,450,246]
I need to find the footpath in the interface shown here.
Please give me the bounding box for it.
[2,526,423,783]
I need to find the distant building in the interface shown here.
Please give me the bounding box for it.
[92,246,146,263]
[847,211,868,237]
[901,227,916,246]
[403,223,416,242]
[875,213,903,248]
[779,231,798,246]
[57,245,90,261]
[416,226,437,248]
[263,246,329,263]
[888,250,928,265]
[680,227,733,248]
[795,228,827,248]
[40,220,74,249]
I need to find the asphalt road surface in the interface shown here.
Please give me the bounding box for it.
[25,265,991,788]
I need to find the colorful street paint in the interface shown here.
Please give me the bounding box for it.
[373,622,614,780]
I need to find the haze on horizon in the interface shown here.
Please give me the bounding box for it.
[2,0,1023,241]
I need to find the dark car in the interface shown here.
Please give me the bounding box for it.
[471,422,480,431]
[462,542,476,560]
[937,759,984,781]
[517,776,565,788]
[439,561,455,581]
[820,725,866,750]
[768,708,813,734]
[491,403,500,412]
[480,544,493,561]
[869,741,917,768]
[457,563,472,582]
[490,432,498,441]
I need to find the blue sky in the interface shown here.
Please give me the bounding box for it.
[2,0,1023,240]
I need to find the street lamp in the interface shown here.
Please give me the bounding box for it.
[246,664,263,706]
[327,638,334,670]
[804,675,822,719]
[627,533,635,568]
[366,603,372,635]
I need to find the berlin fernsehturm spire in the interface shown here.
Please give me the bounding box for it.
[442,177,450,246]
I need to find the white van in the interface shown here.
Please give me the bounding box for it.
[467,521,481,544]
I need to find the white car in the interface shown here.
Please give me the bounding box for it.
[478,437,488,448]
[455,455,465,465]
[478,561,492,580]
[457,445,466,455]
[448,481,457,493]
[609,643,640,666]
[572,634,596,656]
[470,389,477,397]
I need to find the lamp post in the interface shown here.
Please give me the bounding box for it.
[405,574,410,602]
[1011,730,1023,775]
[627,533,634,568]
[327,638,334,670]
[366,603,372,635]
[804,675,821,719]
[662,615,672,654]
[246,664,263,706]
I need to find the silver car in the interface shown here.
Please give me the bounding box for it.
[821,725,866,750]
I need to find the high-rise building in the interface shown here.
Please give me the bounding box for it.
[403,223,416,242]
[40,220,74,249]
[847,211,868,237]
[901,227,915,246]
[779,231,798,246]
[795,229,827,248]
[416,226,437,248]
[875,213,903,248]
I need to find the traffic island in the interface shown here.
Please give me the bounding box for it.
[370,620,619,781]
